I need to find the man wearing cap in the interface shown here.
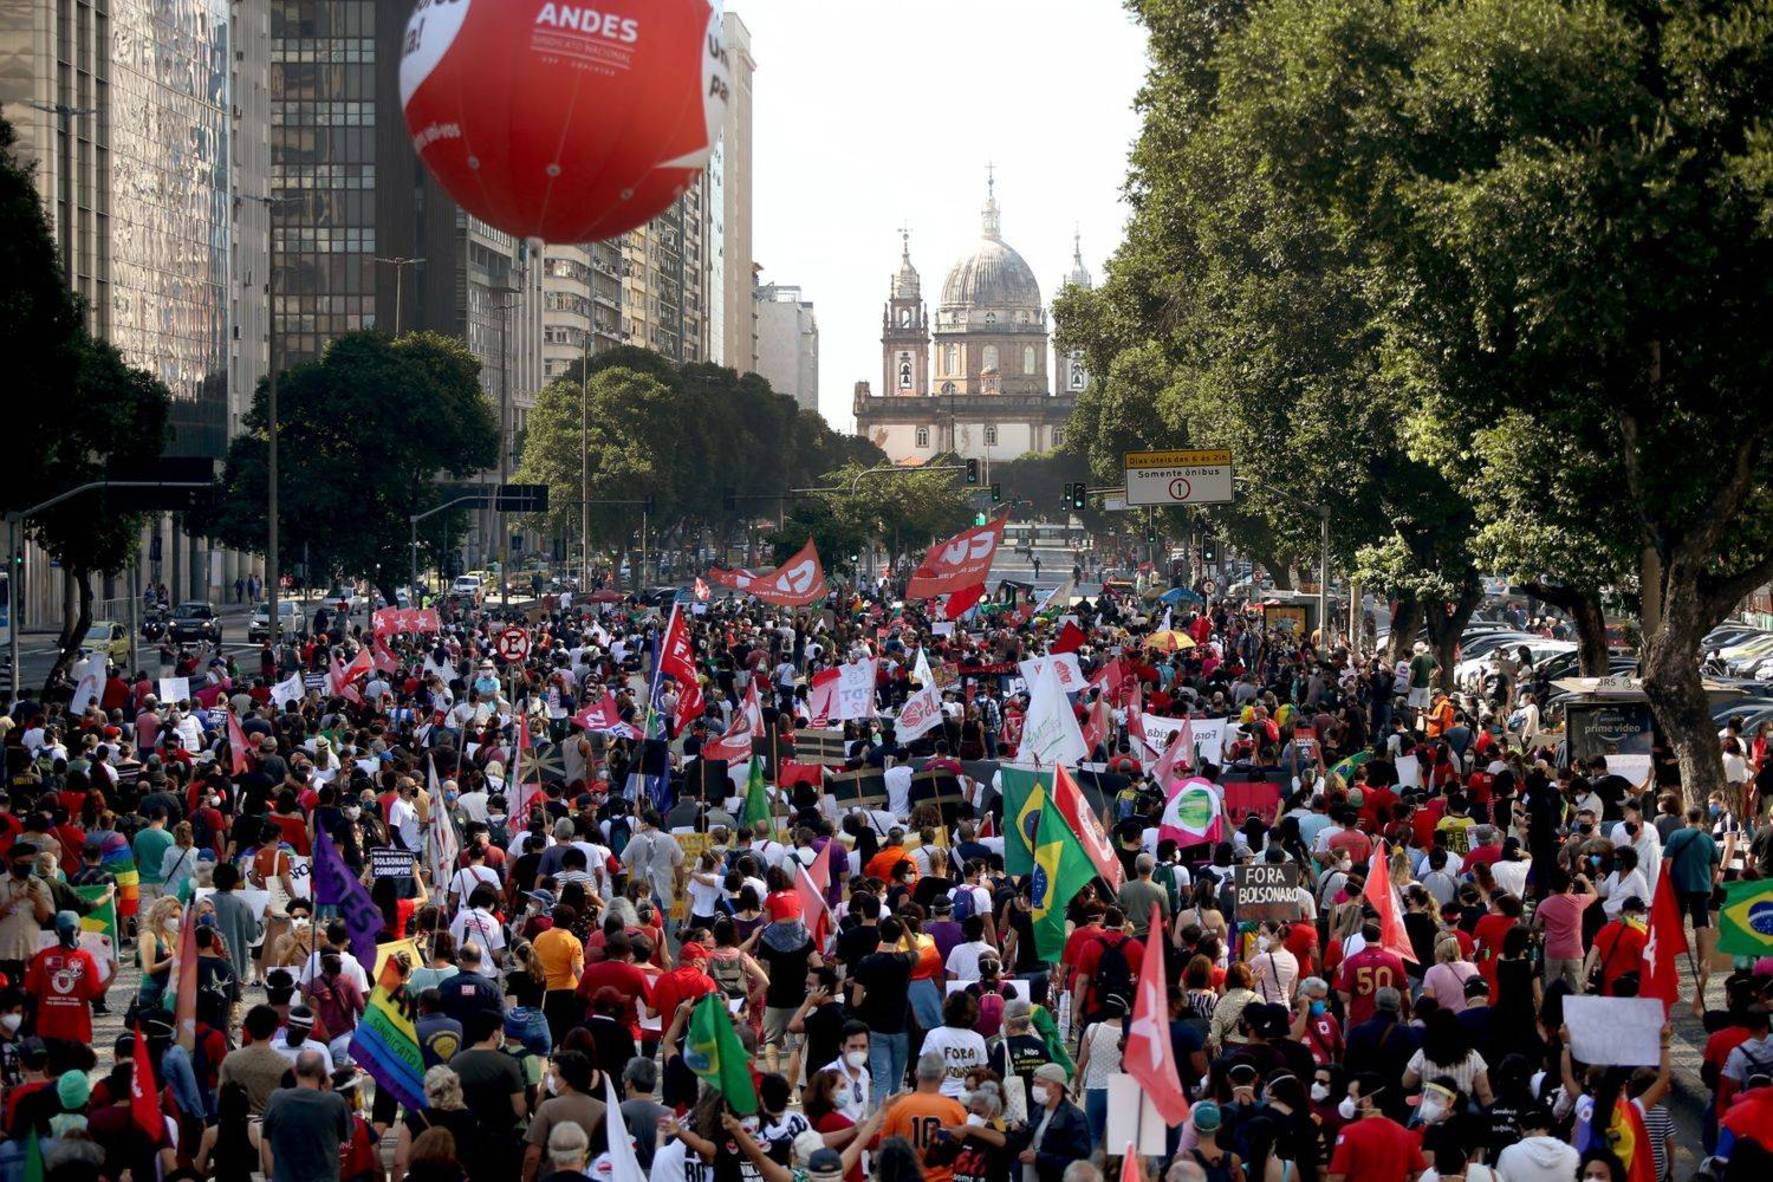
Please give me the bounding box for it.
[652,941,718,1025]
[1341,987,1419,1116]
[1018,1061,1090,1182]
[269,1004,335,1073]
[1494,1103,1579,1182]
[1326,1071,1424,1182]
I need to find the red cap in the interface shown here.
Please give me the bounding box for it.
[679,942,709,963]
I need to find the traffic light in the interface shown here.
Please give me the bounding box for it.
[1061,482,1073,506]
[644,494,657,514]
[965,458,979,485]
[1071,483,1086,511]
[1146,530,1157,544]
[974,511,987,526]
[990,482,1001,505]
[1202,536,1218,565]
[722,487,736,511]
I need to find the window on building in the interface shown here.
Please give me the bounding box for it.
[984,424,998,445]
[984,311,997,324]
[898,352,912,389]
[1071,360,1086,389]
[899,307,912,327]
[1053,427,1066,447]
[1023,345,1036,374]
[916,426,930,448]
[982,345,999,371]
[944,344,958,375]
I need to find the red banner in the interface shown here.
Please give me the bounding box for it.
[372,608,441,636]
[657,605,705,732]
[705,539,828,607]
[1222,781,1282,826]
[572,696,638,739]
[907,516,1006,600]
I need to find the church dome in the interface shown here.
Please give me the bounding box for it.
[941,238,1043,310]
[940,181,1043,312]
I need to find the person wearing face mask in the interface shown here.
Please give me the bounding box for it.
[1016,1061,1089,1182]
[24,911,104,1074]
[0,844,52,984]
[520,1048,607,1182]
[945,1079,1010,1182]
[1325,1073,1424,1182]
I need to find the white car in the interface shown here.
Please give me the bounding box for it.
[451,574,484,602]
[1455,640,1575,692]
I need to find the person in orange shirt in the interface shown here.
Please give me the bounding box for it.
[1424,692,1455,739]
[879,1053,968,1182]
[864,830,916,884]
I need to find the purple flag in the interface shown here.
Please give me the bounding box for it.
[313,826,382,975]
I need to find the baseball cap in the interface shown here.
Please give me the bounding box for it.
[1033,1063,1069,1086]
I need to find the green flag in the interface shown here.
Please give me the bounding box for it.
[1717,878,1773,958]
[685,992,758,1113]
[999,767,1053,876]
[22,1127,42,1182]
[1029,792,1096,960]
[743,756,771,829]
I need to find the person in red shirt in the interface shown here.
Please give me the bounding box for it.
[1283,919,1319,981]
[651,941,717,1022]
[1356,783,1398,831]
[1471,893,1522,993]
[25,912,106,1060]
[1326,1072,1425,1182]
[574,930,656,1038]
[1071,909,1143,1024]
[1584,897,1650,996]
[1462,826,1506,874]
[1336,922,1409,1027]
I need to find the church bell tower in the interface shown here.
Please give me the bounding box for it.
[882,228,929,398]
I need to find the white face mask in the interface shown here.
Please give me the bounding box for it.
[844,1050,868,1069]
[965,1113,986,1128]
[1030,1085,1051,1107]
[344,806,361,820]
[1310,1082,1330,1103]
[1256,936,1271,952]
[0,1014,21,1033]
[545,1073,561,1096]
[1419,1099,1447,1124]
[1337,1096,1359,1121]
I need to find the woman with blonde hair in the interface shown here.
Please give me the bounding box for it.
[136,894,182,1007]
[1421,935,1480,1014]
[391,1066,477,1182]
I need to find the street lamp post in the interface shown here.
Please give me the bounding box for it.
[374,256,425,336]
[241,194,286,649]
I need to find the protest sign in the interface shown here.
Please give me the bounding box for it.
[157,677,191,704]
[370,848,418,880]
[1233,863,1301,922]
[1106,1074,1169,1156]
[1563,996,1664,1066]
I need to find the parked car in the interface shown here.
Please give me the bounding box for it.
[451,574,484,603]
[248,600,307,643]
[167,601,223,644]
[1455,639,1575,691]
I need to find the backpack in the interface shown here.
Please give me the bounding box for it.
[485,813,510,853]
[1093,934,1134,1010]
[972,980,1006,1038]
[950,885,980,923]
[606,814,633,858]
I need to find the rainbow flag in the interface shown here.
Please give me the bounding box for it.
[97,831,139,918]
[348,948,426,1112]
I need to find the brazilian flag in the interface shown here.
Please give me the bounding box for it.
[685,992,758,1114]
[1001,767,1053,876]
[1717,879,1773,958]
[1030,793,1096,959]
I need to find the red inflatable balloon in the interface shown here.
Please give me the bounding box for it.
[400,0,728,243]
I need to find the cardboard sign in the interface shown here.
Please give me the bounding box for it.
[158,677,191,704]
[826,768,888,809]
[1233,862,1301,922]
[795,728,850,765]
[370,848,418,880]
[1563,996,1664,1067]
[1105,1074,1169,1156]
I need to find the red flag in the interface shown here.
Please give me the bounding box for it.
[1641,869,1688,1013]
[743,678,766,738]
[796,840,834,952]
[226,710,251,776]
[907,516,1006,600]
[1125,903,1189,1125]
[657,604,705,732]
[1120,1144,1143,1182]
[512,715,538,821]
[705,539,827,607]
[1052,765,1124,887]
[371,635,400,675]
[702,710,756,763]
[1051,620,1086,654]
[1088,656,1128,705]
[1363,844,1418,963]
[807,666,841,727]
[978,811,995,839]
[172,900,199,1050]
[943,582,987,621]
[693,576,711,602]
[130,1022,161,1138]
[1082,693,1114,758]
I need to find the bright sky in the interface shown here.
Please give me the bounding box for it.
[736,0,1151,430]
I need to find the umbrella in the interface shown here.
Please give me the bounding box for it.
[1143,630,1196,653]
[1159,586,1204,606]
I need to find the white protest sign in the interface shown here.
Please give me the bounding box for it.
[270,673,305,709]
[1106,1074,1169,1156]
[1017,654,1085,694]
[286,854,312,900]
[834,658,878,721]
[1563,996,1664,1067]
[158,677,191,704]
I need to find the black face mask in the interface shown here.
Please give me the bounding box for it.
[9,864,30,878]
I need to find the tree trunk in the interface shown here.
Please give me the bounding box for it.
[1642,575,1727,808]
[44,567,94,693]
[1422,590,1479,695]
[1257,552,1293,591]
[1385,595,1423,663]
[1520,581,1611,677]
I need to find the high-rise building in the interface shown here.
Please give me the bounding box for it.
[755,282,818,413]
[713,10,755,371]
[621,173,710,364]
[1,0,246,616]
[540,240,624,382]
